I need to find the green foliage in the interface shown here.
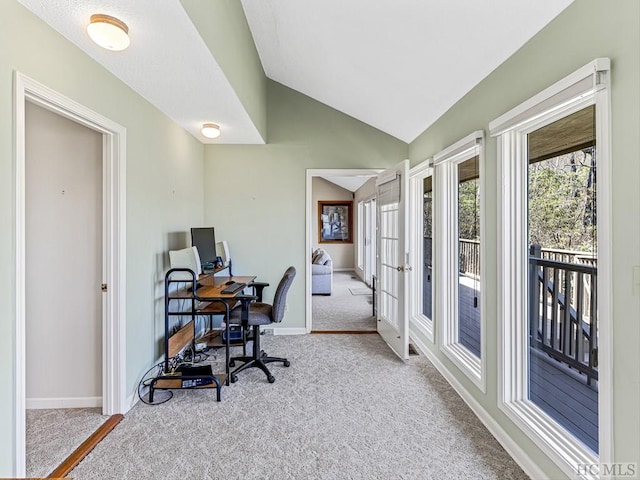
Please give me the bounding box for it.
[528,149,596,252]
[458,178,480,240]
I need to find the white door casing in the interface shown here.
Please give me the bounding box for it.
[13,72,127,477]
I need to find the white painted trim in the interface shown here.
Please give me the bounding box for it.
[273,327,308,336]
[26,397,103,409]
[433,130,484,165]
[490,58,610,136]
[13,72,127,477]
[409,158,434,343]
[409,334,548,480]
[305,169,383,333]
[494,58,613,479]
[334,267,356,272]
[434,132,486,393]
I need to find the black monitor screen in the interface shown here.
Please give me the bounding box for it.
[191,227,217,268]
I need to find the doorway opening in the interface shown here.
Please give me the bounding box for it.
[305,169,381,333]
[13,72,126,477]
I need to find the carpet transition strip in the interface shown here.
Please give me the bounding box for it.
[48,413,123,478]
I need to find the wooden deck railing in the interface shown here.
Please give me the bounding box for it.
[529,244,598,385]
[421,237,598,385]
[459,239,480,278]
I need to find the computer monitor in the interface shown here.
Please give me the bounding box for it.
[190,227,217,271]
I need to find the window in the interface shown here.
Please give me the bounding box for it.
[409,160,434,342]
[433,131,485,390]
[491,59,612,477]
[357,200,364,270]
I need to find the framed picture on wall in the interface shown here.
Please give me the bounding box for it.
[318,200,353,243]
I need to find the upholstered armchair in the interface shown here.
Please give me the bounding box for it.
[311,248,333,295]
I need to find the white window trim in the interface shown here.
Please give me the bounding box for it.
[357,200,364,270]
[434,130,486,392]
[409,159,434,343]
[492,58,612,480]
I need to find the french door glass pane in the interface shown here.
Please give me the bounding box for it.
[423,177,432,319]
[527,105,599,453]
[457,158,480,358]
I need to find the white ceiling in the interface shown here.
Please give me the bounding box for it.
[18,0,574,145]
[320,175,376,193]
[18,0,264,145]
[241,0,574,143]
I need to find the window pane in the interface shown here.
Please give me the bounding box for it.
[527,105,599,453]
[423,176,433,319]
[457,157,480,358]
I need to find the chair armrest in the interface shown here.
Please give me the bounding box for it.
[249,281,269,302]
[234,294,259,322]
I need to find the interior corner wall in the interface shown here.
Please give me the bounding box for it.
[203,80,408,330]
[0,1,205,473]
[312,177,354,269]
[408,0,640,478]
[180,0,267,142]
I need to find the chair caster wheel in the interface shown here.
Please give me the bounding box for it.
[260,350,267,357]
[267,375,275,383]
[229,360,235,367]
[231,375,238,383]
[284,360,290,367]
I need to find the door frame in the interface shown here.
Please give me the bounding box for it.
[305,169,381,332]
[13,72,127,476]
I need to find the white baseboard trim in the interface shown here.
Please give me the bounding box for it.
[26,396,102,409]
[273,327,307,335]
[410,334,548,480]
[333,268,355,272]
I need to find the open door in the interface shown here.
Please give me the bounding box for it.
[376,160,410,361]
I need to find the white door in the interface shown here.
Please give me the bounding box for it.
[25,102,103,408]
[364,200,372,285]
[376,160,410,361]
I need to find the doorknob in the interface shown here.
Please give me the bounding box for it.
[396,265,413,272]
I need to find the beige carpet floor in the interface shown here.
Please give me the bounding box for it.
[312,271,376,331]
[68,334,528,479]
[26,406,108,477]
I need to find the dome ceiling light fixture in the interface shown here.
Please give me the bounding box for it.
[87,14,130,51]
[201,123,221,139]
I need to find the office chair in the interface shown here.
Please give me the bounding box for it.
[228,266,296,383]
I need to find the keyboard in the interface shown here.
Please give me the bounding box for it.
[221,282,245,294]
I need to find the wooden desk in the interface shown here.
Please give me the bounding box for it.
[196,275,257,298]
[150,269,257,402]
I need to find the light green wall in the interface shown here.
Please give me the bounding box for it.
[181,0,267,142]
[0,2,205,473]
[203,81,408,327]
[409,0,640,477]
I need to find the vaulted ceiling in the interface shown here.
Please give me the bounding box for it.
[18,0,574,144]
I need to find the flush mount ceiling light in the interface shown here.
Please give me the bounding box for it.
[87,14,130,51]
[201,123,221,139]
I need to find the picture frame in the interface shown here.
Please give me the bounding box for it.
[318,200,353,243]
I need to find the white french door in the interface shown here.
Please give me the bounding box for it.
[376,160,410,361]
[363,198,377,286]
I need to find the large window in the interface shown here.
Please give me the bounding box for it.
[528,108,599,454]
[492,59,611,477]
[409,161,434,342]
[433,131,485,390]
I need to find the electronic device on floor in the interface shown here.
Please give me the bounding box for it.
[177,364,214,388]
